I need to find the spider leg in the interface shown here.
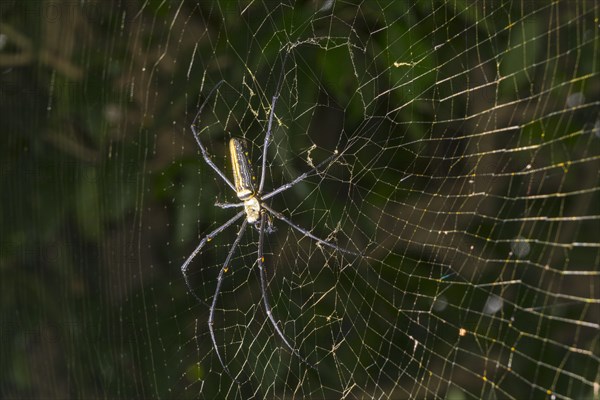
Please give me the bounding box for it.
[258,52,289,194]
[208,219,248,384]
[261,203,361,256]
[257,92,279,194]
[214,201,244,209]
[181,210,245,305]
[190,80,236,192]
[256,213,316,370]
[261,151,340,201]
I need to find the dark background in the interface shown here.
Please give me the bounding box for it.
[1,1,599,399]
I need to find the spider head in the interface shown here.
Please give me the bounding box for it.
[252,211,276,234]
[244,197,260,223]
[263,212,277,234]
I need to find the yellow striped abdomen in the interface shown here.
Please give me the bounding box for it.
[229,138,256,201]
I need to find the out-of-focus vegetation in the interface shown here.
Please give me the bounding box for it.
[1,1,598,399]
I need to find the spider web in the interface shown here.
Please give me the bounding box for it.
[1,1,599,399]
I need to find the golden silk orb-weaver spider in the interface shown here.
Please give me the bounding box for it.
[181,76,359,382]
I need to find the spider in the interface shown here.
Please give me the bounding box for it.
[180,77,359,382]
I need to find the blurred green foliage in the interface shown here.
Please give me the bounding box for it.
[1,1,598,399]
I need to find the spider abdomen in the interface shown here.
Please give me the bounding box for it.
[229,137,261,223]
[229,137,256,201]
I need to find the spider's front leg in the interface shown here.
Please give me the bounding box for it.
[256,213,315,370]
[207,218,248,384]
[180,210,246,305]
